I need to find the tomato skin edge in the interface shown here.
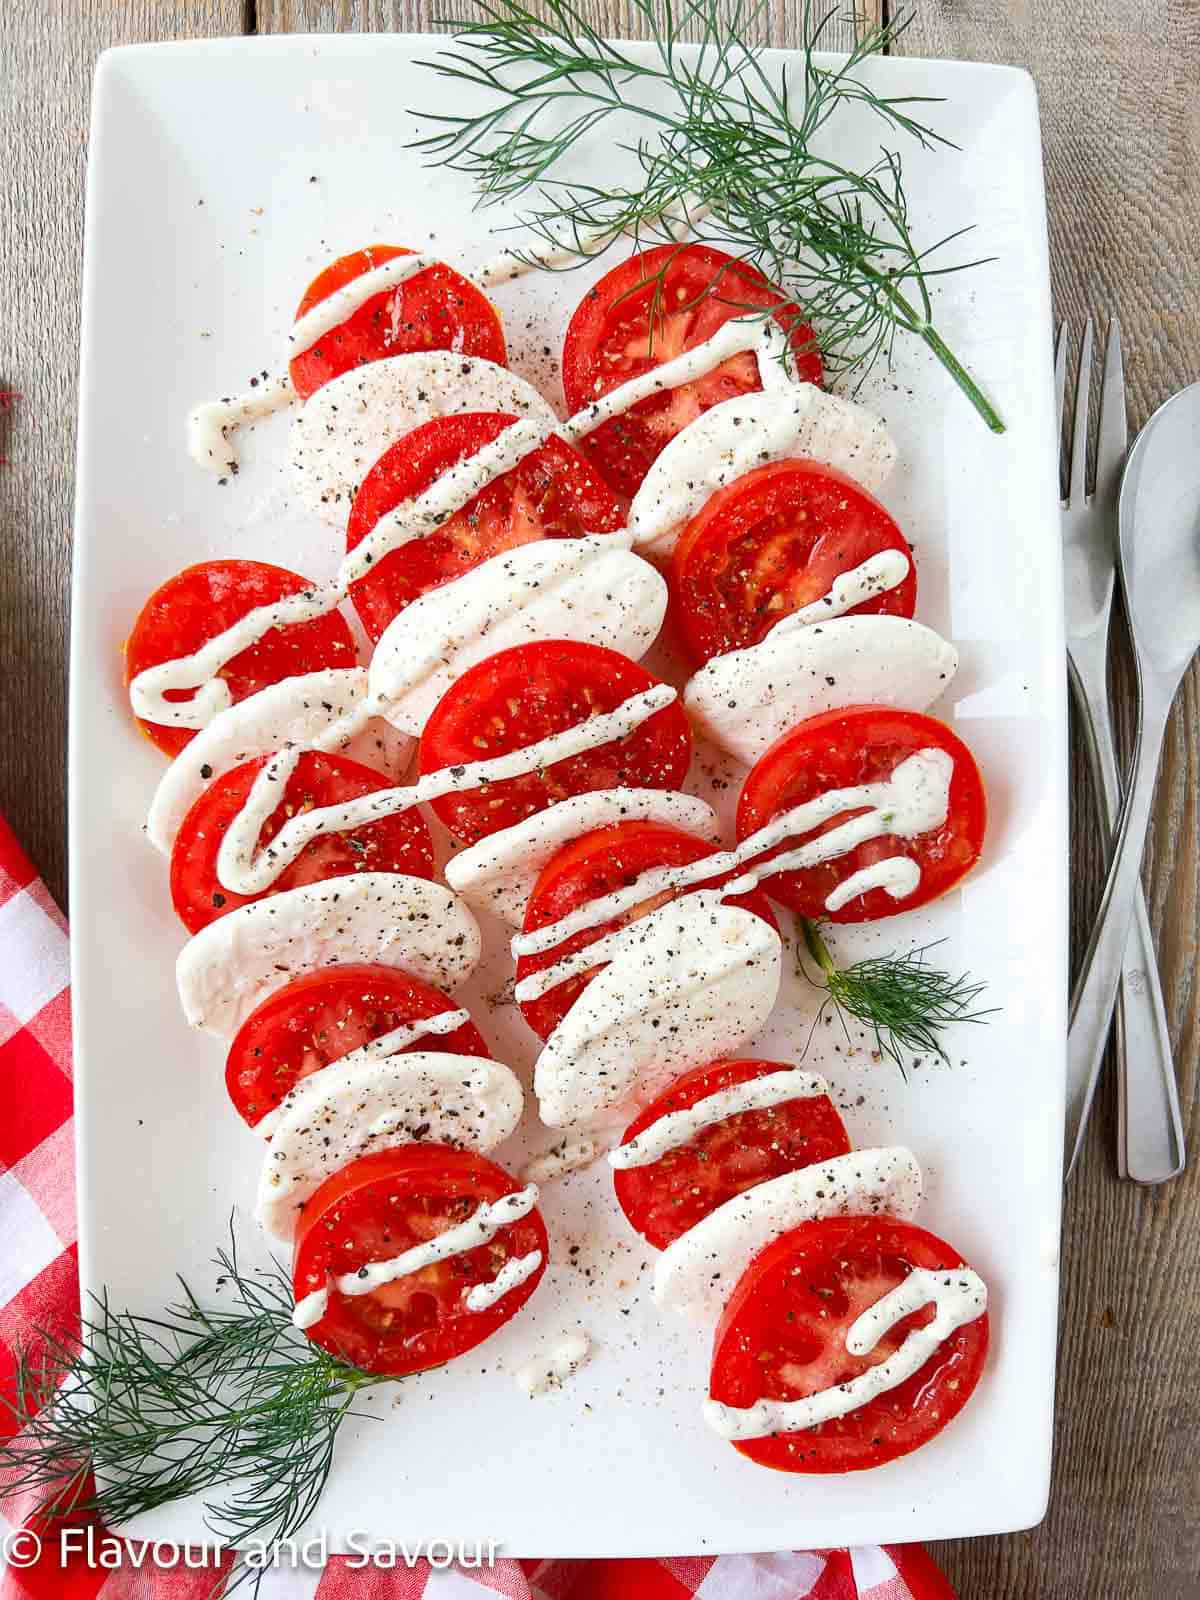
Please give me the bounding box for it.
[292,1145,548,1378]
[612,1056,851,1249]
[709,1215,990,1474]
[735,705,988,924]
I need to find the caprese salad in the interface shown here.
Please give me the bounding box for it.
[123,231,990,1471]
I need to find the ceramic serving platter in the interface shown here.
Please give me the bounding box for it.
[70,34,1065,1555]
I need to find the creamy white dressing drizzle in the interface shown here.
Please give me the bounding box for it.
[216,683,677,896]
[188,374,298,476]
[169,312,793,729]
[515,1333,592,1397]
[188,255,455,476]
[520,1137,601,1184]
[252,1007,474,1138]
[291,1287,331,1331]
[464,1250,543,1312]
[770,550,911,635]
[702,1266,987,1439]
[143,409,561,729]
[510,748,951,994]
[559,316,792,445]
[608,1069,829,1170]
[824,856,921,914]
[289,1184,540,1330]
[287,253,447,355]
[128,584,345,729]
[340,417,554,587]
[476,196,711,287]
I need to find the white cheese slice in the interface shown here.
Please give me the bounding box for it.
[176,873,481,1037]
[289,352,557,524]
[629,387,897,559]
[146,669,412,854]
[654,1147,925,1323]
[257,1051,524,1240]
[685,615,959,768]
[533,892,781,1131]
[444,787,721,926]
[368,535,667,736]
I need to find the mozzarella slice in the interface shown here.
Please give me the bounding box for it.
[368,534,667,736]
[146,669,411,854]
[533,892,781,1131]
[257,1051,524,1240]
[685,615,959,768]
[177,873,481,1036]
[654,1147,924,1323]
[629,387,897,559]
[289,353,557,524]
[445,787,722,926]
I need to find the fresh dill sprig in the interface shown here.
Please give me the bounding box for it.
[0,1229,384,1597]
[800,917,996,1072]
[410,0,1004,430]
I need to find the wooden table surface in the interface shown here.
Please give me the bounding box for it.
[1,3,1197,1595]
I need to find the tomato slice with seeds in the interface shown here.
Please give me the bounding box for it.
[515,821,777,1041]
[562,243,823,500]
[225,965,489,1133]
[288,245,506,401]
[418,641,692,846]
[346,410,625,642]
[293,1145,548,1376]
[170,750,433,933]
[670,459,916,666]
[613,1057,850,1249]
[709,1215,989,1473]
[124,560,357,759]
[735,707,986,922]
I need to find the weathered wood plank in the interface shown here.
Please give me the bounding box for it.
[895,13,1200,1599]
[254,0,880,49]
[0,0,246,907]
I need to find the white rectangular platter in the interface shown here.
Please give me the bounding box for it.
[71,33,1066,1556]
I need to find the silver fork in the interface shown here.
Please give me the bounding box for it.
[1058,319,1185,1181]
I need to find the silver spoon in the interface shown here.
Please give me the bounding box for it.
[1065,381,1200,1176]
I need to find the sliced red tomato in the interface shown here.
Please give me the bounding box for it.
[515,821,777,1041]
[418,641,692,845]
[709,1215,989,1473]
[345,410,624,643]
[613,1057,850,1248]
[735,707,986,922]
[670,459,916,666]
[124,560,357,758]
[562,243,823,500]
[170,750,433,933]
[293,1145,548,1376]
[225,965,489,1132]
[288,245,506,400]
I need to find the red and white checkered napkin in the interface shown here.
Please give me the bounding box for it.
[0,813,956,1600]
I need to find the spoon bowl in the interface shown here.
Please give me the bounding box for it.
[1119,383,1200,680]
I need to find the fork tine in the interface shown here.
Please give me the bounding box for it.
[1095,318,1128,511]
[1054,324,1068,499]
[1054,322,1067,438]
[1069,317,1094,507]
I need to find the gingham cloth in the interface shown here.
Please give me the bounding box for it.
[0,814,956,1600]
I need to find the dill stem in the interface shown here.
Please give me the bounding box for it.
[862,266,1006,434]
[801,917,836,977]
